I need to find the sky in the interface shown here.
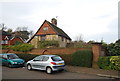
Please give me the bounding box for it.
[0,0,119,44]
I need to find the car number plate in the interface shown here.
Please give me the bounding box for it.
[59,63,63,65]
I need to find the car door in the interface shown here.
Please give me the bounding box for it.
[31,56,44,69]
[39,56,49,70]
[2,54,9,65]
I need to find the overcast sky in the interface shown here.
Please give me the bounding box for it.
[0,0,119,43]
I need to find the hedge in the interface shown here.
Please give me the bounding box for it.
[16,54,38,62]
[71,50,93,68]
[98,56,120,71]
[58,54,72,65]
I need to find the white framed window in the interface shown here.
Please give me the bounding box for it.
[43,27,48,31]
[5,40,8,44]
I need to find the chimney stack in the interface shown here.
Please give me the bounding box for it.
[51,18,57,26]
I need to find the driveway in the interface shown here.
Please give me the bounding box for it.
[2,66,112,79]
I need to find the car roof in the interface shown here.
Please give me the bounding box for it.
[40,55,58,57]
[0,53,16,55]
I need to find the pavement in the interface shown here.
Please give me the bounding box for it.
[65,65,120,79]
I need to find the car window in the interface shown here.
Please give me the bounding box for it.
[2,54,7,59]
[51,56,62,61]
[34,56,44,61]
[42,56,49,61]
[7,54,19,59]
[0,54,2,58]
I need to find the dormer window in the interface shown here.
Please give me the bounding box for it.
[43,27,48,31]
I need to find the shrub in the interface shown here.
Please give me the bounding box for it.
[103,39,120,56]
[38,41,59,48]
[2,45,13,49]
[109,56,120,70]
[58,54,72,65]
[98,56,120,71]
[16,54,38,62]
[15,41,23,45]
[71,50,93,68]
[12,43,34,52]
[98,56,111,70]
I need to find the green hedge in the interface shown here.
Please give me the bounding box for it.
[58,54,72,65]
[98,56,120,71]
[16,54,38,62]
[71,50,93,68]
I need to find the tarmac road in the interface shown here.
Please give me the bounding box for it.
[1,66,113,79]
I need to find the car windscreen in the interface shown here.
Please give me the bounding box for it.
[7,54,19,59]
[51,56,62,61]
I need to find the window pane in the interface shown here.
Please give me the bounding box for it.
[42,56,49,61]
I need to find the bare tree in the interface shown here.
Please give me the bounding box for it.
[16,27,21,31]
[0,23,7,31]
[22,27,28,31]
[7,28,13,33]
[29,30,34,38]
[75,34,84,42]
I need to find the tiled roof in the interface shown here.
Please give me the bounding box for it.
[47,21,71,40]
[0,30,11,35]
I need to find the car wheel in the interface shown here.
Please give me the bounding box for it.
[46,67,53,74]
[8,63,12,68]
[27,64,32,70]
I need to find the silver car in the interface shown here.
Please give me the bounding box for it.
[26,55,65,74]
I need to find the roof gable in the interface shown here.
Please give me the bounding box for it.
[36,20,57,35]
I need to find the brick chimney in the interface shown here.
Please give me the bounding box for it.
[51,18,57,26]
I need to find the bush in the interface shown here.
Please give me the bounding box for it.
[98,56,111,70]
[71,50,93,68]
[98,56,120,71]
[58,54,72,65]
[15,41,23,45]
[102,39,120,56]
[38,41,59,48]
[12,43,34,52]
[109,56,120,70]
[16,54,38,62]
[2,45,13,49]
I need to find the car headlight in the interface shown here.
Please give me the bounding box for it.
[12,62,18,64]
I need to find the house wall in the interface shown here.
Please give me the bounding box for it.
[46,35,58,41]
[9,38,24,45]
[29,36,39,48]
[29,35,71,48]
